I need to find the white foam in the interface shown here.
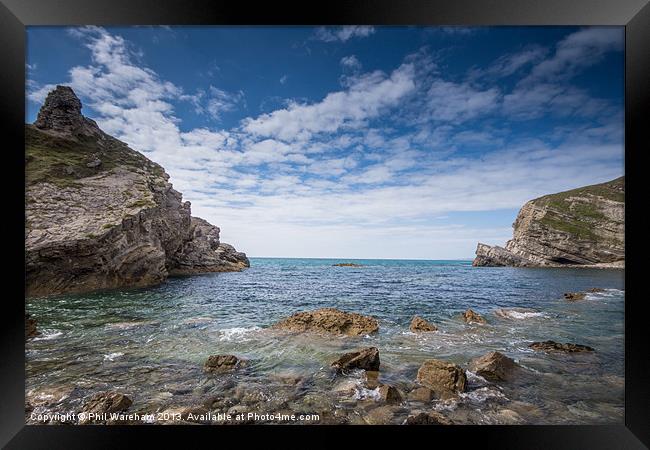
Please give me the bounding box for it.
[459,386,508,403]
[494,308,546,320]
[354,386,381,401]
[33,331,63,341]
[218,326,261,342]
[103,352,124,361]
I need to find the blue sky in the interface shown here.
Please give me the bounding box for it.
[26,26,624,259]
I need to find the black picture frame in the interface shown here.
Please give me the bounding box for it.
[1,0,648,447]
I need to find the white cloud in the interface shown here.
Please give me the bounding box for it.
[242,63,416,141]
[426,80,500,122]
[340,55,362,70]
[314,26,375,42]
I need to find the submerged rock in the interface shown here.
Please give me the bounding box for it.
[377,385,404,404]
[80,392,132,423]
[204,354,246,373]
[331,347,380,372]
[472,177,624,268]
[409,315,438,332]
[332,263,363,267]
[272,308,379,336]
[528,341,595,353]
[462,309,487,324]
[469,351,518,381]
[416,359,467,399]
[25,313,40,339]
[564,292,587,301]
[405,411,453,425]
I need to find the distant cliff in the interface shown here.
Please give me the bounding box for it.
[473,177,624,268]
[26,86,249,297]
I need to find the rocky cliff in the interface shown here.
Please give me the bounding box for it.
[26,86,249,297]
[473,177,624,268]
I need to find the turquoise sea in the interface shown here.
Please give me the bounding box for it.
[26,258,625,424]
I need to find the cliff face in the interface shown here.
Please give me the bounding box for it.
[473,177,624,268]
[26,86,249,297]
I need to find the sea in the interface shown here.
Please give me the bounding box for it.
[25,258,625,425]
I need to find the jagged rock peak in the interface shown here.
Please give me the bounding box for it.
[34,85,100,136]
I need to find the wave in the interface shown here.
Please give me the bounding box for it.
[103,352,124,361]
[218,326,262,342]
[33,330,63,341]
[585,288,625,300]
[494,308,546,320]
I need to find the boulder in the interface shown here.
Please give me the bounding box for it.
[377,385,403,404]
[271,308,379,336]
[364,405,397,425]
[564,292,586,301]
[80,392,132,423]
[331,347,380,372]
[529,341,594,353]
[410,315,438,332]
[204,354,246,373]
[462,309,487,324]
[416,359,467,399]
[365,370,380,389]
[407,386,435,403]
[405,411,453,425]
[469,351,518,381]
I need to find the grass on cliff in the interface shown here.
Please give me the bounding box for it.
[25,125,167,188]
[535,177,624,243]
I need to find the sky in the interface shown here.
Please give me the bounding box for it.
[26,26,624,259]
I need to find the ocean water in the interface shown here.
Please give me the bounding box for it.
[26,258,625,425]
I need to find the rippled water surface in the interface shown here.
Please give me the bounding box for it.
[26,258,625,425]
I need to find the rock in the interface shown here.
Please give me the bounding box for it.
[25,313,40,339]
[564,292,586,301]
[332,263,363,267]
[472,177,624,268]
[377,385,403,404]
[365,371,380,389]
[469,351,518,381]
[407,387,435,403]
[493,409,525,424]
[331,347,380,372]
[26,86,248,297]
[410,315,438,332]
[80,392,132,423]
[364,405,397,425]
[416,359,467,399]
[204,354,246,373]
[405,411,453,425]
[587,288,605,293]
[86,158,102,168]
[272,308,379,336]
[529,341,594,353]
[462,309,487,324]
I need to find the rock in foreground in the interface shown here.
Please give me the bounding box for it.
[204,354,246,373]
[331,347,380,372]
[410,315,438,332]
[26,86,249,297]
[472,177,624,268]
[462,309,487,324]
[416,359,467,399]
[272,308,379,336]
[25,313,40,339]
[469,351,518,381]
[80,392,132,424]
[405,411,453,425]
[529,341,594,353]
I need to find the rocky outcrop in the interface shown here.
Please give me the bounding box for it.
[529,341,594,353]
[25,86,249,297]
[462,309,487,324]
[469,351,518,381]
[204,354,246,373]
[416,359,467,399]
[377,385,403,404]
[331,347,380,372]
[564,292,586,301]
[271,308,379,336]
[409,315,437,332]
[473,177,624,268]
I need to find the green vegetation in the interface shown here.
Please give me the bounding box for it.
[127,199,156,209]
[102,223,115,229]
[25,125,168,189]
